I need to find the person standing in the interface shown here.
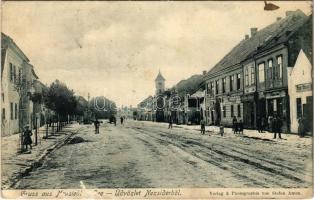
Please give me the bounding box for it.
[23,125,33,151]
[261,117,266,133]
[298,116,305,137]
[257,117,262,133]
[94,119,100,134]
[273,115,282,139]
[268,115,273,132]
[113,116,116,126]
[200,119,205,134]
[232,116,238,134]
[120,116,124,125]
[238,120,243,134]
[168,116,173,129]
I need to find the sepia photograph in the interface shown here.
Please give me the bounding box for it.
[1,1,313,199]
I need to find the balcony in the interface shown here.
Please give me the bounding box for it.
[266,78,283,89]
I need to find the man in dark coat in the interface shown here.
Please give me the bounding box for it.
[273,115,282,139]
[120,116,124,125]
[113,116,116,126]
[94,119,100,134]
[238,120,243,134]
[232,116,238,134]
[261,117,266,133]
[200,119,205,134]
[257,117,262,133]
[23,125,33,151]
[168,116,173,129]
[298,116,306,137]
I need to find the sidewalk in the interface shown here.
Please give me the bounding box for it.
[136,120,312,146]
[1,123,81,189]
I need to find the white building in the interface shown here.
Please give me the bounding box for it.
[288,49,313,133]
[1,33,30,136]
[1,33,38,136]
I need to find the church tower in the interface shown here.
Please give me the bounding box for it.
[155,70,165,95]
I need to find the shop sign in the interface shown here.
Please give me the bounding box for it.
[296,83,312,92]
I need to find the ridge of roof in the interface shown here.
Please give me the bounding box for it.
[1,32,30,62]
[206,10,308,77]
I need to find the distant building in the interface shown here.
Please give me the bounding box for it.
[33,80,48,127]
[288,49,313,133]
[21,62,38,130]
[155,71,166,122]
[186,90,205,125]
[155,70,165,95]
[137,96,154,121]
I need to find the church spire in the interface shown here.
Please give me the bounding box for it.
[155,70,165,81]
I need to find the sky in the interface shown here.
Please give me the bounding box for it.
[2,1,312,107]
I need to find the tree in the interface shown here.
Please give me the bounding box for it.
[44,80,77,129]
[75,96,88,116]
[90,96,117,119]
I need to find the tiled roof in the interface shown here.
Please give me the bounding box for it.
[207,10,308,76]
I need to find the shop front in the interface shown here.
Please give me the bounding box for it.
[265,90,289,133]
[241,93,257,129]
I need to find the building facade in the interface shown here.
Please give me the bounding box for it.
[1,33,41,136]
[1,33,30,136]
[204,10,312,132]
[288,49,313,133]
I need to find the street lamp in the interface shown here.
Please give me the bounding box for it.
[264,1,279,11]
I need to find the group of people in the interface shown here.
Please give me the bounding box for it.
[257,115,283,139]
[232,116,244,134]
[248,114,284,139]
[94,116,125,134]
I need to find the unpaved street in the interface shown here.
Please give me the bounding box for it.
[15,120,312,189]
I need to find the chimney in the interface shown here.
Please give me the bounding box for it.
[245,34,249,40]
[250,28,258,37]
[276,17,282,21]
[202,70,207,75]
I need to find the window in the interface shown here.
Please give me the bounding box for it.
[18,68,22,84]
[13,65,16,83]
[245,67,249,86]
[237,73,241,90]
[230,75,234,91]
[237,104,241,117]
[10,102,13,120]
[268,59,273,80]
[222,77,226,93]
[15,103,18,119]
[277,55,282,79]
[2,108,5,120]
[215,80,219,94]
[296,98,302,118]
[251,65,255,84]
[207,83,210,94]
[222,106,226,118]
[9,63,13,82]
[231,105,234,117]
[258,63,265,83]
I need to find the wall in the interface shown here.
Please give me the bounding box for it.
[288,50,313,133]
[204,66,243,126]
[1,47,24,136]
[256,47,289,92]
